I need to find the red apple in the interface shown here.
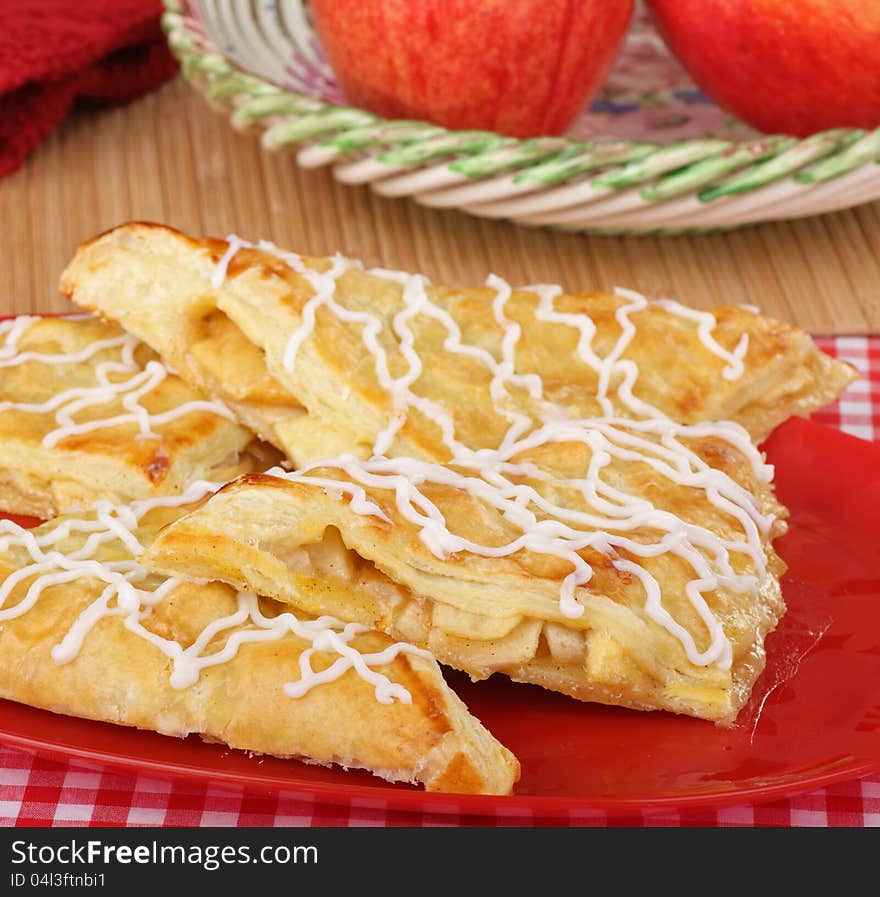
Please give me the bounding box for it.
[309,0,634,138]
[645,0,880,137]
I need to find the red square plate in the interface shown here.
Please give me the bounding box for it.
[0,416,878,818]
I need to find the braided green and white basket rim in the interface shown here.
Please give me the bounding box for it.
[161,0,880,236]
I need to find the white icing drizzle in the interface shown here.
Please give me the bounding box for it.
[0,333,129,369]
[278,412,773,669]
[0,480,429,704]
[648,293,749,381]
[0,316,39,355]
[210,237,776,670]
[0,316,237,446]
[211,234,250,289]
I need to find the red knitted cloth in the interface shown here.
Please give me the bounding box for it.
[0,1,178,177]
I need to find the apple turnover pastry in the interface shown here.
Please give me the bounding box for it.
[61,222,857,466]
[0,315,278,518]
[0,484,520,794]
[143,410,789,725]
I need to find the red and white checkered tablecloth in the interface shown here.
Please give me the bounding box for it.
[1,335,878,828]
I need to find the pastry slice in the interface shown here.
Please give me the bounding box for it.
[0,314,280,518]
[61,222,857,465]
[143,416,789,725]
[0,488,519,794]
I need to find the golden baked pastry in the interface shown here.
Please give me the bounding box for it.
[0,487,519,794]
[143,411,789,725]
[0,314,280,518]
[61,222,857,467]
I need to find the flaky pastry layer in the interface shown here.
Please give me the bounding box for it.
[0,503,519,795]
[143,429,789,725]
[61,223,857,466]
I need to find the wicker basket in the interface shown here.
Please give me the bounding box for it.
[162,0,880,235]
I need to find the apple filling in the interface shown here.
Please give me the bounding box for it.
[255,524,735,717]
